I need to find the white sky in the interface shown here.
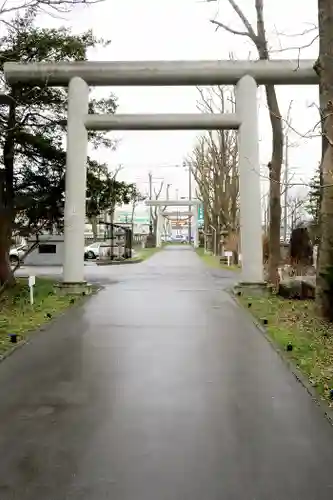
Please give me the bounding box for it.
[40,0,319,206]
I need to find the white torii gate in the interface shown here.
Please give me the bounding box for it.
[145,199,201,248]
[162,210,195,246]
[4,59,318,291]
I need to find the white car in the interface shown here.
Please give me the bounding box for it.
[84,242,102,260]
[173,234,187,244]
[9,244,28,265]
[161,235,172,243]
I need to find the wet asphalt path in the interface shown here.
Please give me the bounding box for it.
[1,245,333,499]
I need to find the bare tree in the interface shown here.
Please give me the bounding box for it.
[287,194,306,231]
[188,85,239,254]
[130,189,145,237]
[151,180,164,236]
[211,0,284,284]
[105,165,122,228]
[314,0,333,320]
[0,0,102,17]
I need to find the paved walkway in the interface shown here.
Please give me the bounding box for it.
[1,246,333,499]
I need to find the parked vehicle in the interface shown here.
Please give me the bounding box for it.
[9,244,28,265]
[172,234,187,244]
[185,235,194,243]
[161,235,172,243]
[84,242,103,260]
[84,240,129,260]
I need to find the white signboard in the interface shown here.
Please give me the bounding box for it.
[224,251,233,266]
[28,275,35,305]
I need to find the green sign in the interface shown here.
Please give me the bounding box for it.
[116,213,149,224]
[198,205,204,224]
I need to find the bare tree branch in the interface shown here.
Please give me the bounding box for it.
[228,0,258,39]
[210,19,250,37]
[270,34,319,54]
[0,0,103,16]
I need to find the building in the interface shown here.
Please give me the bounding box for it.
[24,234,64,266]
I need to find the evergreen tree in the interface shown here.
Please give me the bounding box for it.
[0,10,136,284]
[306,164,321,226]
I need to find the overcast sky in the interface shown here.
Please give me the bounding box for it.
[41,0,319,206]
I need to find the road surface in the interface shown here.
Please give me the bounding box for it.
[1,246,333,499]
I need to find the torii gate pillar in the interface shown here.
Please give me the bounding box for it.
[156,208,164,248]
[236,76,263,284]
[62,77,89,291]
[192,209,199,249]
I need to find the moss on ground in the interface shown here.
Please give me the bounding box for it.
[238,293,333,403]
[0,278,81,356]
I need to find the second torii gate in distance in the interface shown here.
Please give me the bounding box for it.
[145,199,201,248]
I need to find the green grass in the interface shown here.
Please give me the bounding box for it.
[238,294,333,402]
[195,247,240,272]
[0,278,81,356]
[137,246,161,261]
[162,242,191,246]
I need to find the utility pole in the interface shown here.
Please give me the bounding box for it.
[283,134,289,242]
[148,171,153,234]
[188,165,192,244]
[166,183,171,236]
[283,100,293,242]
[166,183,171,200]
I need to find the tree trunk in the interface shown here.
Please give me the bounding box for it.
[131,202,136,238]
[256,1,283,284]
[315,122,333,318]
[89,216,98,239]
[315,0,333,319]
[153,217,158,237]
[264,86,283,286]
[210,213,218,255]
[0,210,14,286]
[0,95,16,287]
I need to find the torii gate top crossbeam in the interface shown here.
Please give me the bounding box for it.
[163,211,193,217]
[4,59,318,87]
[145,200,201,207]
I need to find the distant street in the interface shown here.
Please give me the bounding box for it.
[1,245,333,499]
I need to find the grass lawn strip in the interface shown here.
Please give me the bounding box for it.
[137,247,161,261]
[238,294,333,403]
[96,246,161,265]
[195,247,240,272]
[0,277,81,357]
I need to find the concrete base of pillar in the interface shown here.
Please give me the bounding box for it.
[145,233,156,248]
[234,281,268,297]
[54,281,93,296]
